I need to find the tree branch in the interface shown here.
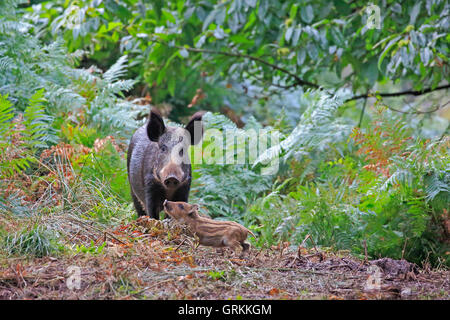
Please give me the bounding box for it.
[154,38,450,111]
[346,84,450,102]
[384,99,450,114]
[154,40,320,89]
[357,92,369,127]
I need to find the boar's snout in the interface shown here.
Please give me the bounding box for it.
[164,175,180,188]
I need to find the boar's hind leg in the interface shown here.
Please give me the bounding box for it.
[131,192,146,217]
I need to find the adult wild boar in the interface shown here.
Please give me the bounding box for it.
[127,109,204,219]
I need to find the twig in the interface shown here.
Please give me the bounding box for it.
[300,234,311,249]
[384,99,450,114]
[104,232,127,245]
[358,93,369,127]
[251,244,266,263]
[307,235,319,254]
[67,230,82,243]
[401,238,408,261]
[67,217,127,245]
[174,238,188,252]
[279,242,288,259]
[132,279,174,297]
[252,267,363,278]
[363,240,368,265]
[326,263,354,270]
[347,84,450,102]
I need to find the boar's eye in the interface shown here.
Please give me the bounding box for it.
[179,148,184,157]
[160,145,168,152]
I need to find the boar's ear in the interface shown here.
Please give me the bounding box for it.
[147,109,166,142]
[185,111,205,145]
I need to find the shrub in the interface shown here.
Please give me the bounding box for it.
[246,103,450,267]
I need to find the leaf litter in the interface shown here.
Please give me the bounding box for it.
[0,216,448,300]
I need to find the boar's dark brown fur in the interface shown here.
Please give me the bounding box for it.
[127,109,204,219]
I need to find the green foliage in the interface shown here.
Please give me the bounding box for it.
[207,270,226,281]
[254,89,353,171]
[72,142,131,203]
[0,0,448,269]
[0,2,74,110]
[45,54,147,139]
[247,109,450,266]
[22,89,58,148]
[70,55,147,138]
[60,123,98,147]
[3,225,62,257]
[32,0,449,111]
[192,164,272,220]
[82,187,134,223]
[191,112,272,219]
[0,90,55,177]
[1,1,146,141]
[73,240,106,255]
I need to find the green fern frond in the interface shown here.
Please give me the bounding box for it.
[0,56,14,72]
[424,170,450,202]
[23,89,57,148]
[45,85,86,112]
[0,90,57,177]
[106,79,135,95]
[0,93,36,177]
[0,19,32,34]
[254,89,352,167]
[0,93,14,132]
[103,55,129,83]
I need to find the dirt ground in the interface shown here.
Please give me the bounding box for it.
[0,217,448,300]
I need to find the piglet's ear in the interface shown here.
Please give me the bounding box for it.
[147,109,166,142]
[185,111,205,145]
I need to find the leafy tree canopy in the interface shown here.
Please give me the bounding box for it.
[30,0,449,114]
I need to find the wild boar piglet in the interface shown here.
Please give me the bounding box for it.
[163,200,256,253]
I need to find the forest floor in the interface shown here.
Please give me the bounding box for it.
[0,216,448,300]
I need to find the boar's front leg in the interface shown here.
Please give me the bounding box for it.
[172,182,191,202]
[144,178,166,220]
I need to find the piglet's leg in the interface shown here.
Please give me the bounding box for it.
[239,241,252,259]
[241,241,250,252]
[223,238,242,255]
